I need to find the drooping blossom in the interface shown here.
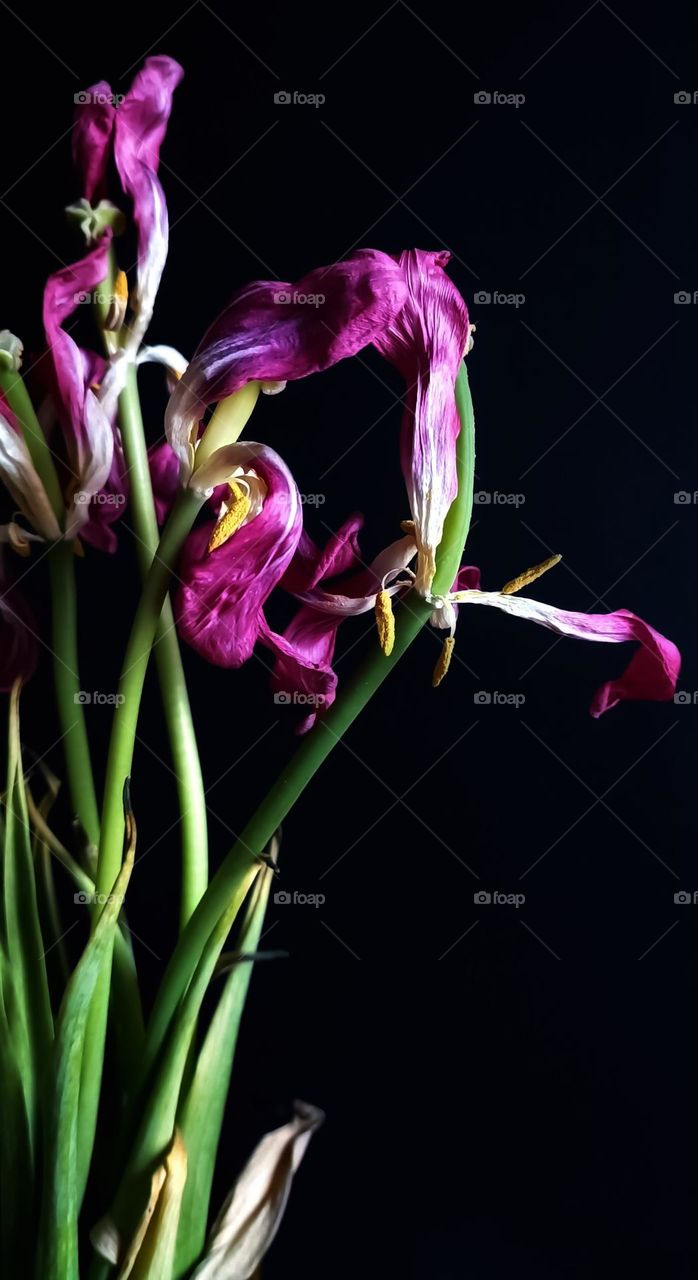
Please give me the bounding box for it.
[71,55,184,414]
[372,248,471,596]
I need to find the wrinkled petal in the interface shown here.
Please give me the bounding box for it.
[295,532,416,616]
[0,402,61,540]
[455,587,680,715]
[166,250,409,475]
[192,1101,323,1280]
[260,611,341,734]
[113,57,183,343]
[281,512,364,595]
[148,439,180,525]
[176,444,302,666]
[42,238,115,497]
[373,249,470,595]
[72,82,116,202]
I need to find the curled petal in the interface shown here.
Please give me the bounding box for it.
[192,1101,324,1280]
[176,444,302,667]
[295,533,416,616]
[261,611,341,733]
[0,403,61,540]
[72,81,116,201]
[148,439,180,525]
[42,238,115,505]
[281,512,364,595]
[373,249,470,595]
[166,250,409,475]
[456,587,680,715]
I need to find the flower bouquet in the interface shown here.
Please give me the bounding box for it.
[0,54,681,1279]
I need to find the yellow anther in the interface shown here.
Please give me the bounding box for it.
[375,589,395,656]
[114,270,129,306]
[207,482,251,552]
[501,553,561,596]
[432,635,455,687]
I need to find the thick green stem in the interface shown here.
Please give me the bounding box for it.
[77,487,205,1195]
[117,365,208,925]
[140,362,476,1089]
[47,544,101,845]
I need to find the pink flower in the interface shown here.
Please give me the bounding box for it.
[373,249,471,595]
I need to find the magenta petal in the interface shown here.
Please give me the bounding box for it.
[586,610,681,716]
[43,235,113,457]
[281,513,364,595]
[166,251,409,464]
[73,81,117,201]
[148,439,180,525]
[176,444,302,667]
[373,249,470,593]
[260,610,340,733]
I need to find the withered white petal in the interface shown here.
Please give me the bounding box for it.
[0,409,62,540]
[191,1101,324,1280]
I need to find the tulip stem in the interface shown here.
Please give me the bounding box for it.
[47,542,101,846]
[117,363,209,926]
[78,486,205,1197]
[139,362,476,1090]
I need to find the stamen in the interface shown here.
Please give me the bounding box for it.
[207,481,251,552]
[114,270,128,306]
[432,635,455,687]
[104,270,129,331]
[375,589,395,656]
[400,519,416,535]
[501,553,561,596]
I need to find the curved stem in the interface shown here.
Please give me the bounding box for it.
[117,365,208,925]
[78,487,205,1194]
[140,361,476,1089]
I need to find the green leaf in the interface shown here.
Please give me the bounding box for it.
[0,943,34,1275]
[36,801,136,1280]
[174,858,276,1278]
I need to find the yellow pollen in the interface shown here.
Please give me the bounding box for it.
[114,270,129,306]
[432,635,455,687]
[501,553,562,596]
[207,482,251,552]
[375,589,395,656]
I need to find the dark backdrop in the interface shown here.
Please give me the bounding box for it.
[2,2,698,1275]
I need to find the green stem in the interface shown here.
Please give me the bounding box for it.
[77,487,205,1195]
[47,543,101,845]
[140,361,476,1088]
[0,367,64,518]
[117,365,208,925]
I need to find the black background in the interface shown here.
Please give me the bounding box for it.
[2,2,698,1275]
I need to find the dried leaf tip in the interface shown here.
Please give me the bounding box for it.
[375,589,395,656]
[432,635,455,687]
[501,553,561,596]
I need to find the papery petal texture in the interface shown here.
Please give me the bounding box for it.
[165,250,409,474]
[176,444,302,666]
[373,249,470,594]
[456,586,680,715]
